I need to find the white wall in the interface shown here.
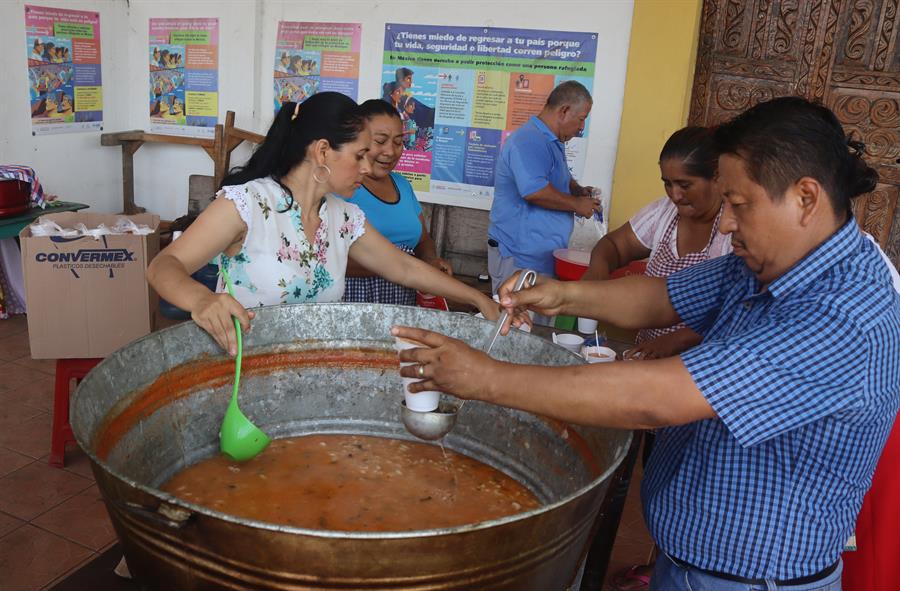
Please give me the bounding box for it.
[0,0,130,214]
[126,0,259,219]
[0,0,633,219]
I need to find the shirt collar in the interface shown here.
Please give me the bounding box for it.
[765,218,862,299]
[529,115,564,147]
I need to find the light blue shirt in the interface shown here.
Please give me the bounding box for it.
[644,219,900,579]
[489,115,573,275]
[349,172,422,250]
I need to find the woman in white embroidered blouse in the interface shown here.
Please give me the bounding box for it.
[147,92,498,355]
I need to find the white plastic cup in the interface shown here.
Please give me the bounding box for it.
[577,317,599,334]
[392,337,440,412]
[553,333,585,355]
[582,345,617,363]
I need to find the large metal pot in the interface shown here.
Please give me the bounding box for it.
[72,304,632,590]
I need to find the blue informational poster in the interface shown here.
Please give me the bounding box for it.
[382,23,597,199]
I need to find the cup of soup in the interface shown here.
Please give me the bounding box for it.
[582,345,617,363]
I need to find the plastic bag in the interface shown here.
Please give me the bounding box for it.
[416,291,450,311]
[568,188,609,251]
[110,218,155,235]
[29,216,154,239]
[74,223,111,239]
[29,219,79,238]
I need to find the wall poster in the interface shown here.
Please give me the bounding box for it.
[149,17,219,138]
[274,21,361,115]
[26,4,102,135]
[382,23,598,199]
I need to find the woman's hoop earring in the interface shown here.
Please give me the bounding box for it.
[313,164,332,184]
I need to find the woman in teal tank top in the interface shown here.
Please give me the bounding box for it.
[344,99,451,305]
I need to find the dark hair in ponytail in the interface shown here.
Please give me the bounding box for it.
[659,126,717,180]
[714,96,878,219]
[844,138,880,202]
[222,92,364,209]
[358,98,401,121]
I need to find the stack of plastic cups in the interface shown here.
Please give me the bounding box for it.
[577,317,598,335]
[392,337,440,412]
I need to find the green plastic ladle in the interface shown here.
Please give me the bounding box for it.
[218,266,270,461]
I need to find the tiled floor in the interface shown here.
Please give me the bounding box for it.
[0,315,117,591]
[0,313,654,591]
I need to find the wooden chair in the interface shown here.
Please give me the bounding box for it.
[213,111,265,190]
[101,110,263,215]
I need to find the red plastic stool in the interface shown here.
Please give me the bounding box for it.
[50,357,102,468]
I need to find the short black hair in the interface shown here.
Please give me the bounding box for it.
[715,96,878,218]
[659,126,717,180]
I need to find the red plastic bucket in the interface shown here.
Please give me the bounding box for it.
[553,249,590,281]
[0,179,31,218]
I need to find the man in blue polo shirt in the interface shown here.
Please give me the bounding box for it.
[488,81,601,297]
[394,97,900,589]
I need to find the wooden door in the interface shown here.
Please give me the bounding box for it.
[688,0,900,266]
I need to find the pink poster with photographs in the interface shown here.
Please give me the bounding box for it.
[274,21,361,116]
[25,4,102,135]
[149,17,219,138]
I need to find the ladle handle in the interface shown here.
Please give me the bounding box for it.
[485,269,537,354]
[220,264,243,399]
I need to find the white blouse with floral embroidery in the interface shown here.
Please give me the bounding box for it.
[217,176,367,307]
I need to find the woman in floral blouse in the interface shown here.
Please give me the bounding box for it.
[148,92,498,356]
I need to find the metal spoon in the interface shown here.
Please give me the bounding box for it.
[219,266,271,461]
[401,270,538,441]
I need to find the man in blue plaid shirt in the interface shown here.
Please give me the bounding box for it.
[395,97,900,590]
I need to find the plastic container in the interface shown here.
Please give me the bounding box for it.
[553,248,591,281]
[392,337,440,412]
[552,332,585,355]
[0,179,31,218]
[554,315,576,330]
[582,345,617,364]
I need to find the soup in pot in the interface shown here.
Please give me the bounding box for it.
[162,434,541,532]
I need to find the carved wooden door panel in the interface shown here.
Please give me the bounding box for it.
[688,0,900,267]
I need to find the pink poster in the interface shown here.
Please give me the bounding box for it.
[149,18,219,138]
[274,22,361,115]
[25,4,102,135]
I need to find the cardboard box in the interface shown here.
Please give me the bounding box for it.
[20,212,160,359]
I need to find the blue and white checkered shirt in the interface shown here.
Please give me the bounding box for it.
[643,219,900,579]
